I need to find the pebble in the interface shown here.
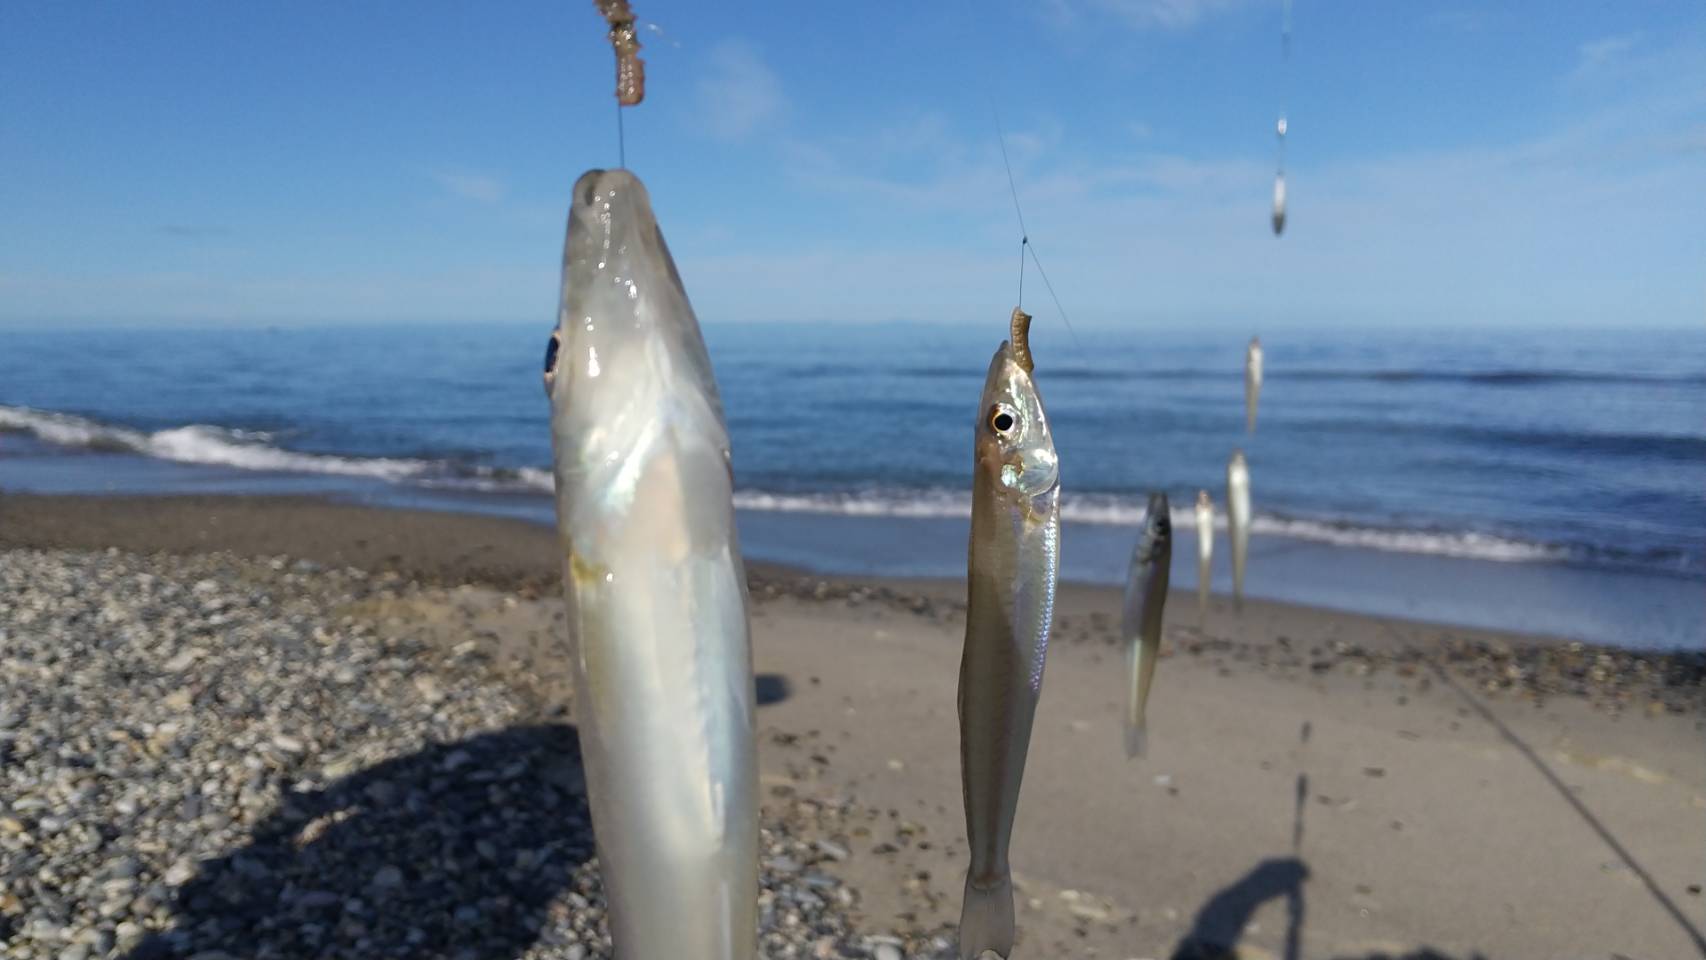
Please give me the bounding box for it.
[0,548,930,960]
[371,864,404,891]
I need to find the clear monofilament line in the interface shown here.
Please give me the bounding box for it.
[1277,0,1292,175]
[1024,240,1082,355]
[992,103,1030,311]
[988,98,1084,357]
[1017,238,1026,309]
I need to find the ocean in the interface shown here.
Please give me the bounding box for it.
[2,322,1702,649]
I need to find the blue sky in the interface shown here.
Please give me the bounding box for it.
[1,1,1702,328]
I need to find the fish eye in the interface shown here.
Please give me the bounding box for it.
[988,406,1017,434]
[543,332,561,394]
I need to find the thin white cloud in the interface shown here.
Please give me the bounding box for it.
[0,263,551,324]
[158,224,230,239]
[432,171,506,204]
[1046,0,1254,30]
[1578,32,1641,71]
[781,109,1259,221]
[717,35,1706,329]
[693,40,784,142]
[1425,8,1493,34]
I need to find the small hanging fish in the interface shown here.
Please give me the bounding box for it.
[957,306,1060,960]
[1227,450,1252,611]
[1120,492,1171,758]
[1245,336,1264,434]
[1272,172,1287,236]
[1194,490,1215,628]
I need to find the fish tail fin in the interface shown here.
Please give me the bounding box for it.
[1124,720,1149,759]
[958,875,1016,959]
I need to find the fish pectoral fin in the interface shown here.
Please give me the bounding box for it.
[958,874,1016,960]
[568,552,610,586]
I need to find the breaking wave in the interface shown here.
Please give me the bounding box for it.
[0,405,552,491]
[728,489,1571,563]
[3,404,1679,571]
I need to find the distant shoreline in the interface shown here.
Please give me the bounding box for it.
[1,491,1700,713]
[3,473,1702,651]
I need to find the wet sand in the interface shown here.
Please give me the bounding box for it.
[2,492,1702,959]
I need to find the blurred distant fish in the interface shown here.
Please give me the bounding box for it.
[1120,492,1171,758]
[1272,171,1287,236]
[1227,450,1252,611]
[1246,336,1264,434]
[958,307,1060,960]
[544,168,758,960]
[1195,490,1214,628]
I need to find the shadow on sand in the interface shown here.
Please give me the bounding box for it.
[125,724,594,960]
[1171,857,1308,960]
[755,672,792,706]
[1168,855,1490,960]
[125,675,795,959]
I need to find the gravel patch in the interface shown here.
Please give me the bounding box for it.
[0,549,948,959]
[1043,610,1706,716]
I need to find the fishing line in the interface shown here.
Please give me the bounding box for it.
[1023,242,1077,350]
[594,0,643,168]
[991,107,1030,309]
[988,98,1084,355]
[617,102,627,169]
[1016,238,1026,308]
[1277,0,1291,174]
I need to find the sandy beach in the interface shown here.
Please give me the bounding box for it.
[1,494,1702,960]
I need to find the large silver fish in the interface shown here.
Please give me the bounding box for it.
[544,169,758,960]
[1227,449,1251,611]
[1120,492,1171,758]
[1245,336,1264,434]
[957,307,1060,960]
[1195,490,1214,628]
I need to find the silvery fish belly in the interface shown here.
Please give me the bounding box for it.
[1245,337,1264,434]
[544,169,758,960]
[1194,491,1214,627]
[1227,450,1251,609]
[957,332,1060,960]
[1120,492,1171,758]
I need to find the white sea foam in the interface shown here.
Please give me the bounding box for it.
[729,489,1566,563]
[0,406,150,450]
[146,425,430,480]
[2,406,433,482]
[1,404,1569,565]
